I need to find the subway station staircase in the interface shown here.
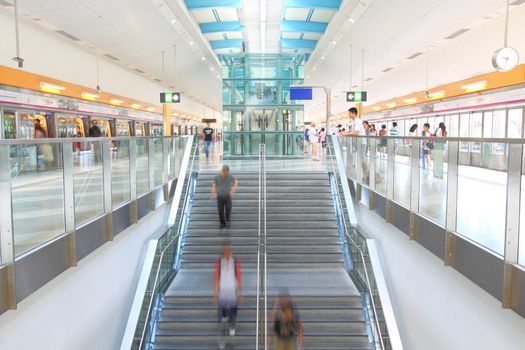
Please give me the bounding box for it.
[152,171,371,349]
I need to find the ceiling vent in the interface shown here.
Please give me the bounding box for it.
[406,52,423,60]
[382,67,394,73]
[445,28,470,39]
[55,30,81,41]
[365,77,374,82]
[134,68,145,74]
[511,0,525,5]
[154,78,162,83]
[104,54,119,61]
[0,0,13,6]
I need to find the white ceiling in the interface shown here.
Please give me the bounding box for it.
[4,0,223,110]
[305,0,525,115]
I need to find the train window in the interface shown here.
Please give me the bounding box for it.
[493,110,506,138]
[470,112,482,153]
[483,112,493,138]
[508,108,523,138]
[3,110,17,139]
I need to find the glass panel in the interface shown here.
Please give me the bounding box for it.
[521,161,525,266]
[393,136,410,207]
[74,140,104,225]
[449,114,459,137]
[153,138,163,187]
[11,142,65,255]
[419,136,447,225]
[508,108,523,138]
[112,140,130,208]
[483,112,493,138]
[3,110,17,139]
[457,141,506,255]
[459,113,470,152]
[470,112,482,153]
[136,138,149,195]
[375,137,387,195]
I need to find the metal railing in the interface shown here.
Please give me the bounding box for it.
[120,136,199,350]
[326,137,389,350]
[256,143,268,349]
[0,135,190,314]
[339,134,525,316]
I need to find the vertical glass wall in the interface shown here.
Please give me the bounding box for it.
[220,54,306,158]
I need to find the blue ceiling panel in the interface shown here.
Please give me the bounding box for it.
[185,0,242,10]
[281,20,327,34]
[200,21,245,33]
[282,39,317,50]
[210,39,243,50]
[284,0,341,10]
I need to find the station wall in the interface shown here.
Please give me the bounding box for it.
[0,8,218,119]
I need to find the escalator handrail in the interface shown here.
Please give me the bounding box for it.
[327,137,386,350]
[137,137,199,349]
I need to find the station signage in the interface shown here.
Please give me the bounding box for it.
[160,92,181,104]
[346,91,367,102]
[290,88,313,101]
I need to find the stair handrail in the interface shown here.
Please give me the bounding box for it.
[137,137,199,349]
[256,143,268,350]
[327,137,386,350]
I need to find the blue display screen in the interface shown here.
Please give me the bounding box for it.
[290,88,313,101]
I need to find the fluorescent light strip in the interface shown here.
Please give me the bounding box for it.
[386,102,397,108]
[461,80,487,93]
[404,97,418,105]
[39,82,66,91]
[81,91,99,100]
[428,90,446,100]
[131,103,142,109]
[110,98,124,105]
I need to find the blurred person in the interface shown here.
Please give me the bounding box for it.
[433,122,447,178]
[370,124,378,136]
[202,122,214,160]
[435,122,447,138]
[363,121,372,136]
[214,240,242,346]
[271,291,304,350]
[379,124,388,158]
[422,123,433,170]
[319,127,327,158]
[407,124,418,159]
[303,126,310,156]
[73,125,82,155]
[309,122,319,161]
[390,122,400,154]
[332,124,342,136]
[89,120,102,162]
[211,165,239,229]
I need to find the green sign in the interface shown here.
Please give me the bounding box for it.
[160,92,181,104]
[346,91,367,102]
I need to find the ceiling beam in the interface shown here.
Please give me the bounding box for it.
[284,0,341,10]
[200,21,245,33]
[281,20,327,33]
[185,0,242,10]
[282,38,317,50]
[210,39,243,50]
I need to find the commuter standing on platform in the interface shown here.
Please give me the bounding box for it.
[89,120,102,162]
[347,108,365,136]
[211,165,239,229]
[390,122,400,154]
[319,127,327,159]
[308,122,320,161]
[379,125,388,158]
[422,123,433,170]
[214,240,242,349]
[271,291,304,350]
[433,122,447,178]
[303,126,310,156]
[202,123,214,160]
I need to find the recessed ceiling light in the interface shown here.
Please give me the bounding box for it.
[404,97,418,105]
[171,19,176,24]
[189,41,194,46]
[313,67,317,71]
[306,75,310,78]
[201,56,206,61]
[331,40,337,45]
[349,18,355,23]
[461,80,487,93]
[321,56,326,60]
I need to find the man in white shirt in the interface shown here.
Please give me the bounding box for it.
[347,107,366,136]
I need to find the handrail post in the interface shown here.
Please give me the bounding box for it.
[409,140,420,240]
[0,144,16,310]
[444,141,459,266]
[102,139,113,241]
[62,141,77,267]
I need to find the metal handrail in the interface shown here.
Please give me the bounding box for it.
[0,135,190,145]
[338,134,525,144]
[327,139,386,350]
[256,143,268,350]
[137,138,199,349]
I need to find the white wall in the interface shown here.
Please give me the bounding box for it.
[321,5,525,118]
[0,206,167,350]
[0,8,218,119]
[358,205,525,350]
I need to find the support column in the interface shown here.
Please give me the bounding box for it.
[409,140,421,240]
[62,141,77,266]
[503,143,522,308]
[163,104,171,137]
[0,145,16,310]
[445,141,459,266]
[102,140,113,241]
[385,139,395,223]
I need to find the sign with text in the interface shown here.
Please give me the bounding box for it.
[160,92,181,104]
[202,119,217,123]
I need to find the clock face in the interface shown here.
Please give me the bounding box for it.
[492,47,520,72]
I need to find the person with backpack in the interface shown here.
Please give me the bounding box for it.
[214,241,242,342]
[271,291,304,350]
